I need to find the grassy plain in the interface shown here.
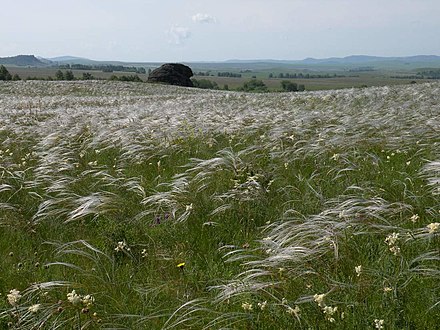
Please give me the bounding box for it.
[5,65,434,91]
[0,80,439,329]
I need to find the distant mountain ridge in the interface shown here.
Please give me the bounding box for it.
[225,55,440,64]
[0,55,47,67]
[2,54,440,70]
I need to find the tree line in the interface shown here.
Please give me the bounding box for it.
[194,71,242,78]
[268,72,346,79]
[192,78,305,93]
[58,64,147,74]
[0,65,20,81]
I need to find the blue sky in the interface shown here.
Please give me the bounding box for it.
[2,0,439,61]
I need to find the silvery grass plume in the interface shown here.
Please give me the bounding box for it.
[0,281,75,330]
[160,298,248,330]
[0,240,154,329]
[212,190,411,300]
[421,160,440,196]
[183,147,272,216]
[141,174,193,223]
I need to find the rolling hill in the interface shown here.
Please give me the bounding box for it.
[0,55,48,67]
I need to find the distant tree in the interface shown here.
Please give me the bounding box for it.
[82,72,94,80]
[192,78,218,89]
[12,74,21,81]
[223,84,229,90]
[242,79,268,92]
[65,70,75,81]
[281,80,298,92]
[0,65,12,80]
[298,84,305,91]
[55,70,64,80]
[268,73,273,78]
[109,75,143,82]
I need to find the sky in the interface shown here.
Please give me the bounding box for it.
[2,0,440,62]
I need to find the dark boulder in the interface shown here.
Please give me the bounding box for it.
[147,63,194,87]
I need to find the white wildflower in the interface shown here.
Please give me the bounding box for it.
[313,293,326,307]
[7,289,21,306]
[355,265,362,277]
[257,301,267,310]
[241,302,253,311]
[114,241,130,252]
[389,245,401,256]
[410,214,419,223]
[67,290,81,305]
[82,295,95,307]
[331,153,340,161]
[385,233,400,255]
[323,306,338,322]
[427,222,439,234]
[374,318,385,329]
[28,304,41,313]
[385,232,399,246]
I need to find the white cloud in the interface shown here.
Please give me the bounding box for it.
[192,13,216,24]
[167,25,191,45]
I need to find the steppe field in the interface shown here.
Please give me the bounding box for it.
[0,80,439,329]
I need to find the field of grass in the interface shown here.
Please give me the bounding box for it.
[206,74,431,91]
[5,67,150,81]
[0,80,439,329]
[6,66,434,92]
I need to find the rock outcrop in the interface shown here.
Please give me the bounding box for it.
[147,63,194,87]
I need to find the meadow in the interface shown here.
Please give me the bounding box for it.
[6,65,434,92]
[0,80,439,329]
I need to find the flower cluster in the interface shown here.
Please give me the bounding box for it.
[67,290,95,307]
[28,304,41,313]
[7,289,21,306]
[114,241,130,252]
[314,293,339,323]
[427,222,439,234]
[241,302,253,311]
[410,214,419,223]
[374,318,385,329]
[385,232,400,256]
[322,306,338,323]
[257,301,267,310]
[313,293,326,307]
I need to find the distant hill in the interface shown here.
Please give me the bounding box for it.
[225,55,440,65]
[3,54,440,71]
[0,55,48,67]
[299,55,440,65]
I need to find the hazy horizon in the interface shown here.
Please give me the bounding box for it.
[2,0,440,62]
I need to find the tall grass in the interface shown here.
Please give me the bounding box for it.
[0,80,439,329]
